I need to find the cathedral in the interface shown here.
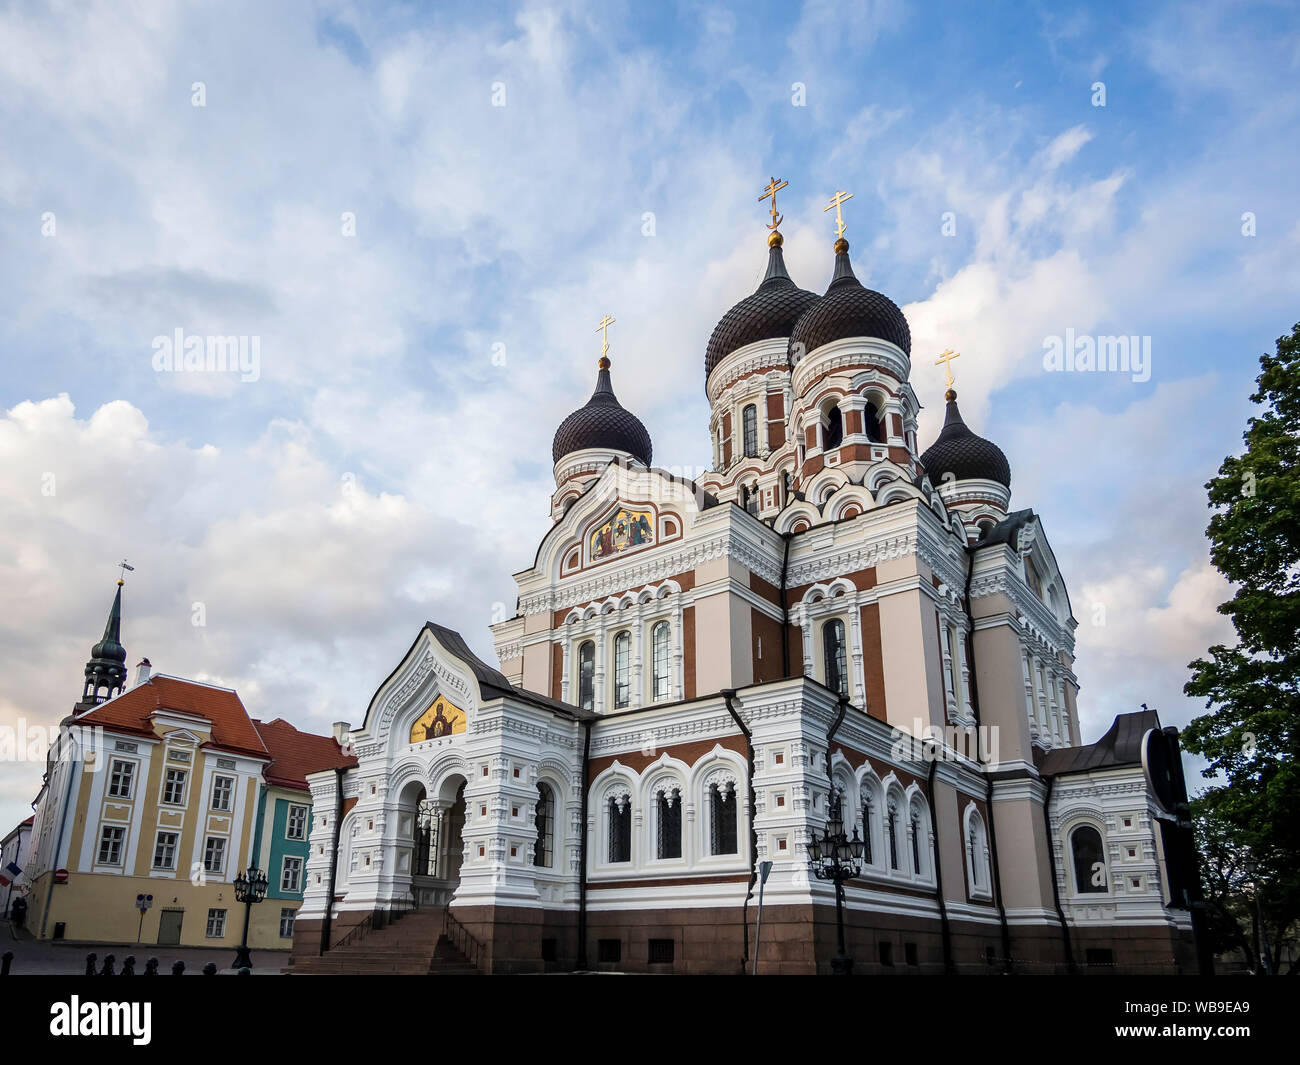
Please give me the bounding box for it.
[289,187,1205,975]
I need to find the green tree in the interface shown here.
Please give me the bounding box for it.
[1184,322,1300,973]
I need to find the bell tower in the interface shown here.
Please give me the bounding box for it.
[78,565,130,709]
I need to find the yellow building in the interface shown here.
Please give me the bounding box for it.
[25,580,351,951]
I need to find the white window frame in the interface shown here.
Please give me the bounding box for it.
[152,830,179,871]
[210,774,235,812]
[107,759,136,799]
[205,908,226,938]
[281,855,303,893]
[97,824,125,866]
[162,767,188,806]
[286,803,308,840]
[203,836,227,875]
[279,907,296,938]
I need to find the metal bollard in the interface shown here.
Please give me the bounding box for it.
[144,957,159,975]
[202,962,217,976]
[121,955,135,976]
[1,951,12,976]
[99,953,115,977]
[171,960,185,976]
[237,966,251,976]
[85,952,98,976]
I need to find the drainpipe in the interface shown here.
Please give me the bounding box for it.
[1042,774,1076,972]
[962,546,1013,971]
[319,766,347,955]
[779,531,793,679]
[925,755,955,974]
[575,719,592,970]
[825,695,847,766]
[722,690,755,974]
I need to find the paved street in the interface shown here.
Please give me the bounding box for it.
[0,921,290,975]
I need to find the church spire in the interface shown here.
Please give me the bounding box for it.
[81,569,129,707]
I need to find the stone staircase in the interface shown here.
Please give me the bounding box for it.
[287,907,478,975]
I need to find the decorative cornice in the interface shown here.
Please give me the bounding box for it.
[519,530,782,615]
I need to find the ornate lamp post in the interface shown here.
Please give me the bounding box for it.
[807,794,865,974]
[231,866,269,970]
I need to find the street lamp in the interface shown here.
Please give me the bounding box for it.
[231,866,269,970]
[807,793,865,974]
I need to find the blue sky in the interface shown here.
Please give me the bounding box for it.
[1,0,1296,832]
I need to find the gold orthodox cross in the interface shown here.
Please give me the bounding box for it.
[595,314,616,361]
[824,189,853,239]
[759,176,788,230]
[935,348,961,390]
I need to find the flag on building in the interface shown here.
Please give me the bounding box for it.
[0,861,22,887]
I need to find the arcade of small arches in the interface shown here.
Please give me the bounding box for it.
[825,759,940,891]
[560,579,685,711]
[590,749,749,874]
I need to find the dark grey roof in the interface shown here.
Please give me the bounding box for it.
[552,364,652,467]
[705,242,819,383]
[788,242,911,361]
[974,508,1035,548]
[1037,709,1160,776]
[425,622,596,721]
[920,393,1011,489]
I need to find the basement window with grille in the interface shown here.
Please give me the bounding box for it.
[648,939,675,965]
[879,941,893,967]
[597,939,621,964]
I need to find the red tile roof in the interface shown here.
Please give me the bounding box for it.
[251,718,357,791]
[76,675,269,759]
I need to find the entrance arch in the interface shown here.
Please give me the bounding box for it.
[406,773,467,907]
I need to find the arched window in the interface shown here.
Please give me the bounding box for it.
[823,619,849,698]
[864,401,882,443]
[656,786,682,859]
[709,781,738,855]
[910,810,923,876]
[534,783,554,868]
[742,404,758,457]
[859,788,876,865]
[823,405,843,450]
[613,630,631,709]
[608,793,631,863]
[887,802,900,870]
[651,621,671,701]
[1071,825,1107,893]
[577,641,595,711]
[965,809,992,897]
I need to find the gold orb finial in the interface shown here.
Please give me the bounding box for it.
[768,230,783,248]
[833,237,849,254]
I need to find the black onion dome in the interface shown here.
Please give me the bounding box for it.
[920,391,1011,489]
[552,362,653,467]
[788,240,910,361]
[704,239,819,381]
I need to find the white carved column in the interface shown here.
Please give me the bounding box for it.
[849,601,865,710]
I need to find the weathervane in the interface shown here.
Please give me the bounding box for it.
[825,189,854,241]
[759,176,788,232]
[595,314,616,368]
[116,559,135,587]
[935,348,962,392]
